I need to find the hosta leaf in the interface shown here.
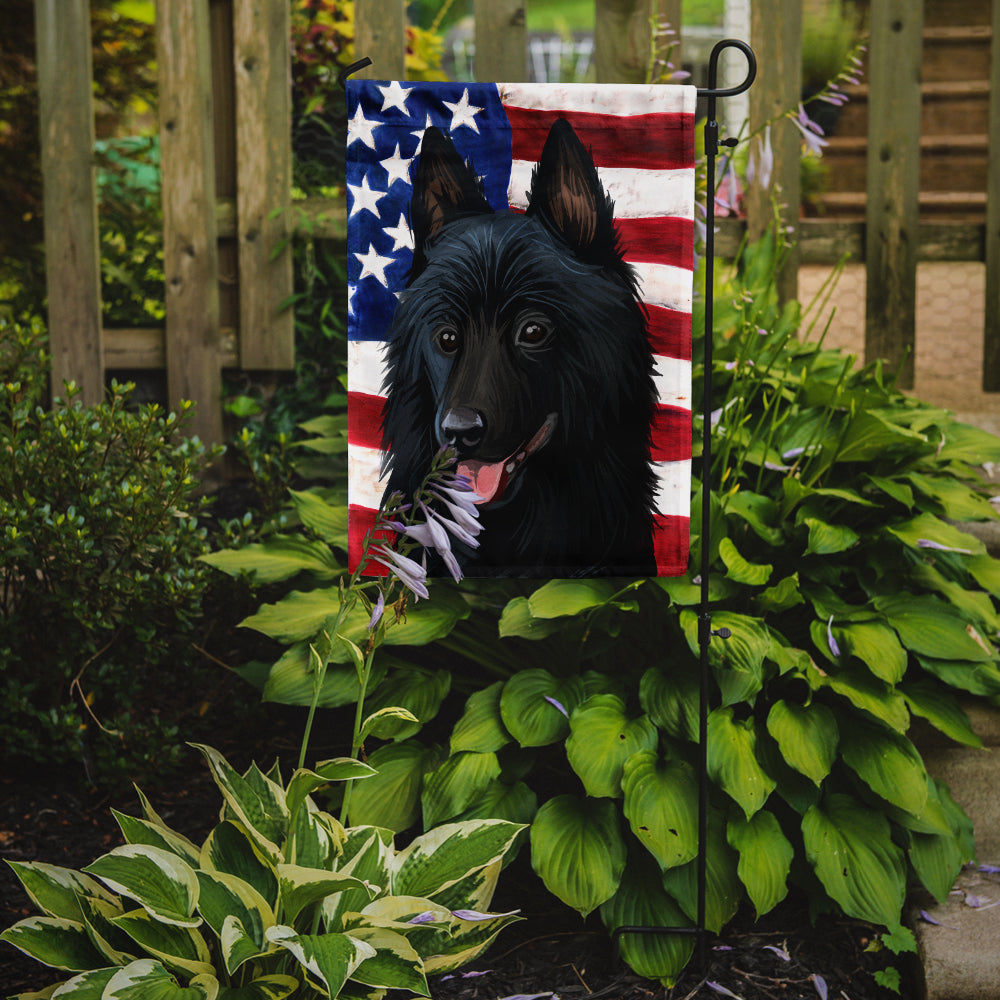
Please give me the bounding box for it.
[621,751,699,870]
[288,488,348,545]
[874,594,995,662]
[103,959,218,1000]
[5,862,118,923]
[660,810,741,933]
[111,909,214,978]
[681,610,770,706]
[901,680,982,748]
[530,795,626,917]
[935,421,1000,464]
[906,472,998,521]
[322,830,393,931]
[346,926,429,994]
[450,682,511,754]
[497,597,564,639]
[885,512,985,557]
[566,695,658,798]
[807,660,909,732]
[276,865,374,925]
[599,853,694,987]
[75,894,135,967]
[45,967,118,998]
[285,759,376,822]
[112,812,201,868]
[910,562,1000,632]
[727,811,793,917]
[393,820,524,900]
[707,708,776,818]
[421,751,502,828]
[718,537,772,585]
[916,655,1000,697]
[83,846,200,928]
[265,926,375,997]
[195,871,273,973]
[803,517,859,556]
[261,644,385,709]
[802,793,906,926]
[199,822,278,909]
[639,664,699,743]
[967,553,1000,597]
[909,826,965,905]
[838,718,928,817]
[755,573,804,614]
[453,779,538,827]
[0,916,106,971]
[423,907,522,974]
[834,410,927,463]
[347,740,442,832]
[724,490,784,545]
[200,535,342,584]
[526,579,618,618]
[362,667,451,740]
[499,670,584,747]
[833,621,907,684]
[215,975,299,1000]
[765,700,838,786]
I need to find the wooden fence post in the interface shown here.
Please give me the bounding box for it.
[983,0,1000,390]
[233,0,294,370]
[594,0,654,84]
[157,0,223,445]
[474,0,527,82]
[864,0,923,389]
[34,0,104,405]
[746,0,801,306]
[354,0,406,79]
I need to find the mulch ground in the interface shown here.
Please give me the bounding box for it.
[1,738,913,1000]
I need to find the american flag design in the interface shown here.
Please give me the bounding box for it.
[346,80,695,577]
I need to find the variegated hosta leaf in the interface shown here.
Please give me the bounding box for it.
[195,870,274,974]
[706,707,776,818]
[4,861,118,922]
[450,681,511,754]
[276,864,375,925]
[765,700,838,786]
[110,908,214,979]
[802,793,906,926]
[727,810,793,918]
[391,820,524,901]
[285,760,375,823]
[190,745,287,863]
[265,926,375,998]
[529,795,626,917]
[288,801,343,870]
[0,916,107,971]
[421,751,501,829]
[77,894,136,966]
[565,695,658,799]
[422,907,522,975]
[214,974,299,1000]
[599,854,694,987]
[621,751,699,871]
[345,926,429,995]
[423,859,501,915]
[219,915,270,980]
[46,966,118,997]
[102,958,218,999]
[83,845,200,928]
[323,829,393,931]
[112,810,201,868]
[200,822,278,910]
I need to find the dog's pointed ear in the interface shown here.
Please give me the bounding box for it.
[526,118,614,256]
[411,127,491,252]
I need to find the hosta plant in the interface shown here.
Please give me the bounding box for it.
[1,744,523,999]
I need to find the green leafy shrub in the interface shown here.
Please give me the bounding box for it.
[1,743,524,998]
[209,234,1000,985]
[0,317,220,782]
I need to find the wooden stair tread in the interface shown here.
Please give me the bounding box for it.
[922,25,992,42]
[845,80,991,102]
[824,134,989,154]
[818,191,987,207]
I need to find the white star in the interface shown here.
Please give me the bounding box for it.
[348,175,385,219]
[384,213,414,252]
[347,105,380,149]
[377,80,412,115]
[442,89,483,132]
[411,114,434,152]
[354,244,395,286]
[347,282,357,317]
[380,144,414,187]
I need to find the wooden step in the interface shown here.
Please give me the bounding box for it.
[813,190,987,222]
[922,0,992,28]
[922,25,993,83]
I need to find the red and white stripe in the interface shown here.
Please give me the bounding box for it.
[349,83,696,576]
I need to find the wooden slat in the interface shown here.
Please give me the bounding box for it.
[983,0,1000,390]
[233,0,294,369]
[354,0,406,79]
[474,0,527,82]
[157,0,223,444]
[103,328,238,369]
[864,0,923,389]
[34,0,103,404]
[659,0,683,73]
[594,0,653,84]
[746,0,801,304]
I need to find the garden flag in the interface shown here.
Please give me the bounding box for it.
[346,80,696,578]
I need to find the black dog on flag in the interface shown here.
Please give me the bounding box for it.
[380,120,657,577]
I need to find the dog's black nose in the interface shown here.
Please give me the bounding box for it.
[440,407,485,455]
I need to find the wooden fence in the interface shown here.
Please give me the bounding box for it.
[33,0,1000,445]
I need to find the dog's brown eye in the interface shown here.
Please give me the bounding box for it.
[516,319,552,349]
[435,327,460,356]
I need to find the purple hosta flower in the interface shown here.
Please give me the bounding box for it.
[428,487,482,536]
[497,994,557,1000]
[812,974,828,1000]
[706,982,742,999]
[715,157,742,215]
[451,908,521,921]
[407,911,438,925]
[544,695,569,718]
[441,970,493,981]
[370,544,429,600]
[763,944,791,962]
[367,590,385,631]
[979,864,1000,874]
[827,615,842,657]
[919,909,958,929]
[792,104,829,157]
[424,499,481,549]
[917,538,973,555]
[747,124,774,191]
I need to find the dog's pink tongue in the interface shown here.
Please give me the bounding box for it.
[457,459,506,505]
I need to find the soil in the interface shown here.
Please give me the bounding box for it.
[0,738,913,1000]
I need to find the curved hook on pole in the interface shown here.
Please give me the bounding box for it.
[337,57,373,90]
[697,38,756,99]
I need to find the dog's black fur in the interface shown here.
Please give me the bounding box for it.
[380,119,657,576]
